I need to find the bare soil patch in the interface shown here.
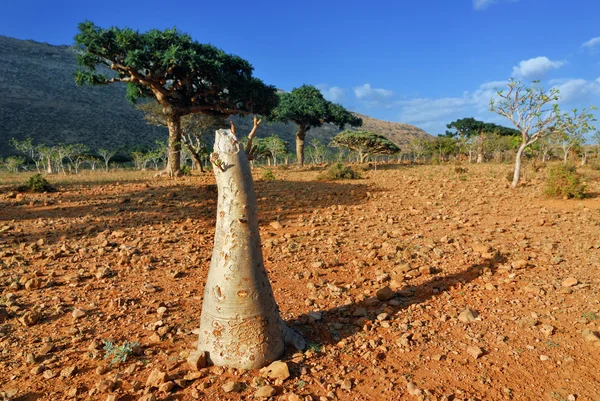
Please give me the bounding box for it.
[1,164,599,401]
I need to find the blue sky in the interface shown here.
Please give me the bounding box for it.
[1,0,599,136]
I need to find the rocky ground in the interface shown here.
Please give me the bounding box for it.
[0,163,599,401]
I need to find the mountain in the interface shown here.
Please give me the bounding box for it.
[0,35,431,158]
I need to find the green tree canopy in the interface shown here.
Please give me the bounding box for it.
[331,130,399,163]
[268,85,362,165]
[74,21,278,176]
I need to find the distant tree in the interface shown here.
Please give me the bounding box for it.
[97,148,117,172]
[268,85,362,165]
[330,130,400,163]
[490,79,561,188]
[433,135,457,162]
[74,21,278,177]
[409,138,431,163]
[85,155,101,171]
[262,135,287,166]
[10,138,42,172]
[555,107,597,164]
[593,130,600,159]
[4,156,26,173]
[64,144,89,174]
[309,138,329,164]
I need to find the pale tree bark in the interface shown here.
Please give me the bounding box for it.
[197,128,305,369]
[512,143,527,189]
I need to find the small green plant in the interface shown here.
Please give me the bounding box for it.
[544,164,585,199]
[305,342,322,353]
[582,311,598,321]
[262,169,276,181]
[18,174,54,193]
[103,340,139,366]
[180,165,192,176]
[297,380,306,388]
[317,163,361,180]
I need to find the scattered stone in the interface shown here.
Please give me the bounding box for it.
[254,385,277,398]
[340,379,352,390]
[158,381,175,393]
[407,382,422,396]
[260,360,290,381]
[582,329,600,344]
[270,221,283,230]
[138,394,157,401]
[562,277,578,287]
[145,368,168,388]
[60,365,78,378]
[353,307,368,317]
[19,311,41,327]
[376,286,395,301]
[31,364,45,375]
[458,309,477,323]
[42,369,56,379]
[467,346,484,359]
[512,260,529,270]
[540,355,550,361]
[187,350,207,371]
[96,379,115,392]
[540,324,555,337]
[72,309,86,319]
[222,381,244,393]
[66,386,80,398]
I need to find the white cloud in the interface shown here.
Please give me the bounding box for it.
[353,83,393,100]
[550,78,600,104]
[473,0,496,10]
[316,84,347,103]
[512,56,565,79]
[473,0,520,10]
[582,37,600,49]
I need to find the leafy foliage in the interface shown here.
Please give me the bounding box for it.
[331,130,400,162]
[317,163,361,180]
[74,21,278,117]
[262,169,276,181]
[102,340,140,366]
[544,164,585,199]
[269,85,362,164]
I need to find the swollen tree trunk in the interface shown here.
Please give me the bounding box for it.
[166,113,182,177]
[476,152,484,163]
[296,125,307,166]
[197,129,305,369]
[512,143,527,189]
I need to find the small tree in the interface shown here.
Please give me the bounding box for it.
[490,79,561,188]
[65,144,89,174]
[555,107,597,164]
[269,85,362,165]
[97,148,117,172]
[75,21,277,177]
[10,138,42,172]
[262,135,287,166]
[330,130,400,163]
[4,156,26,173]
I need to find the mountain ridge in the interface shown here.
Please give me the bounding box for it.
[0,35,431,158]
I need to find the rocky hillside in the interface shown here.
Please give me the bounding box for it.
[0,35,431,158]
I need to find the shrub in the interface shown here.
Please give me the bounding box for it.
[317,163,361,180]
[18,174,54,193]
[544,164,585,199]
[180,165,192,176]
[262,169,276,181]
[103,340,140,366]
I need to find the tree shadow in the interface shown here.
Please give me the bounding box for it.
[288,252,506,349]
[0,179,372,246]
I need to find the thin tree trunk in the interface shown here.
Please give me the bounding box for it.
[197,129,304,369]
[512,143,527,189]
[166,113,182,177]
[296,126,307,166]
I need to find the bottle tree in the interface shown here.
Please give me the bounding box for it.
[76,22,304,369]
[74,21,277,177]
